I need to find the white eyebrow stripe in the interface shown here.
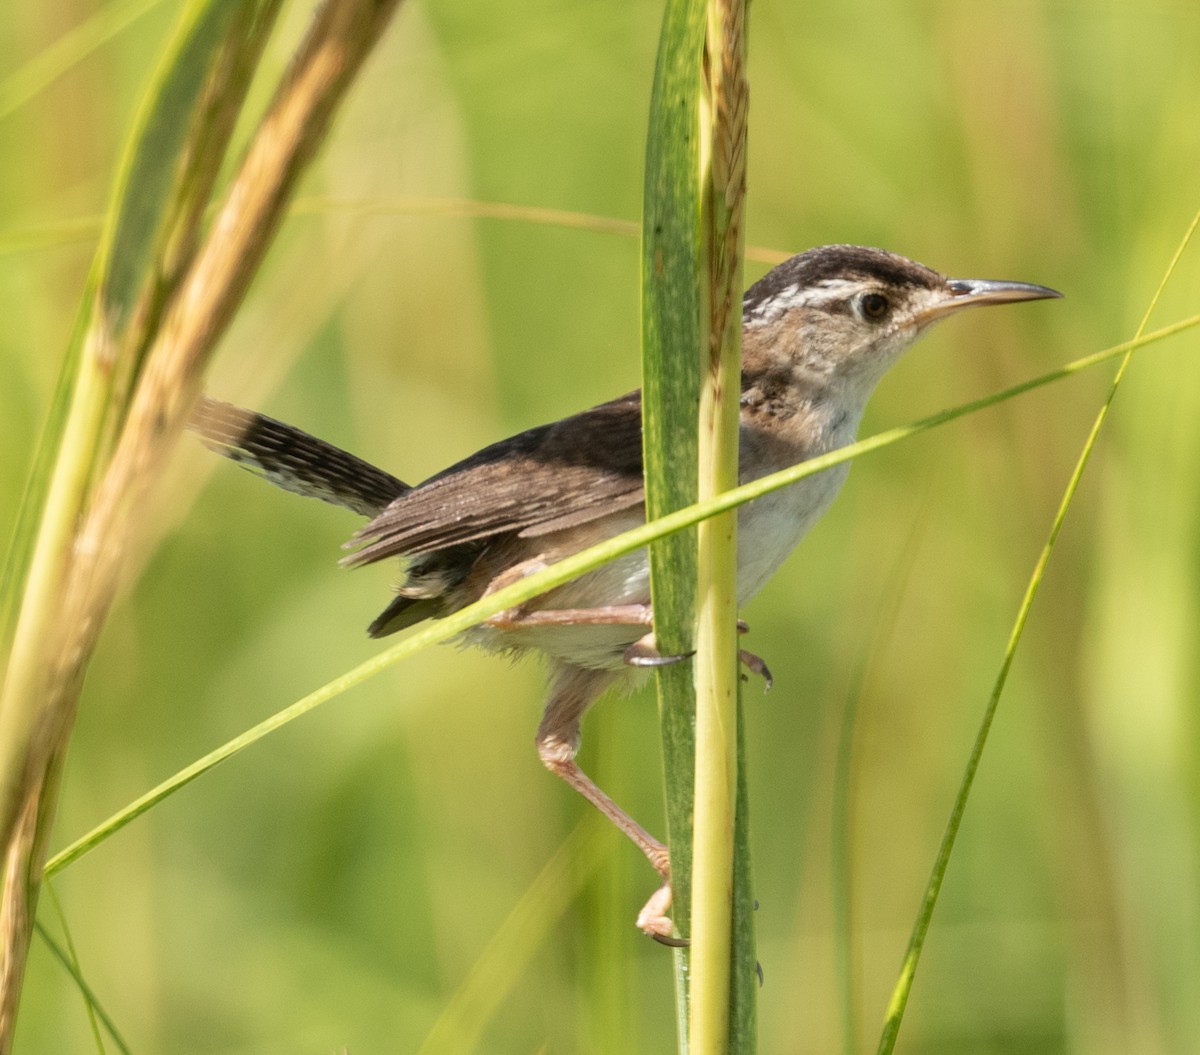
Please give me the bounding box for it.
[810,278,869,297]
[745,277,870,324]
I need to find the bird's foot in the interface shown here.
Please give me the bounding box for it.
[638,881,688,946]
[624,631,772,689]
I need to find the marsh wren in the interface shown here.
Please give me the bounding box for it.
[192,244,1060,941]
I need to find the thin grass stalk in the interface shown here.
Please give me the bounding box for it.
[0,0,401,1043]
[690,0,752,1050]
[875,212,1200,1054]
[0,0,166,123]
[34,922,128,1054]
[415,818,613,1053]
[0,197,795,265]
[39,883,130,1055]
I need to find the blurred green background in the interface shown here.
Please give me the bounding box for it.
[4,0,1200,1051]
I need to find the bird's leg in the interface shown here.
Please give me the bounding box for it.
[479,555,657,632]
[537,664,680,943]
[480,562,694,672]
[488,603,654,631]
[479,559,708,675]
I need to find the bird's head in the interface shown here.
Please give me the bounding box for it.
[742,245,1061,398]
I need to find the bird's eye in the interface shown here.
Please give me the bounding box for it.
[859,292,891,320]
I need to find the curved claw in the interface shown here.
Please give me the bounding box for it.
[739,648,773,690]
[650,931,691,948]
[624,633,695,669]
[626,649,696,668]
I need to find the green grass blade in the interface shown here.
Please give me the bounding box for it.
[875,212,1200,1055]
[0,0,284,826]
[33,926,129,1054]
[0,1,294,1041]
[0,0,281,782]
[642,0,706,1039]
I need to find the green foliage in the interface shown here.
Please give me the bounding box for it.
[3,0,1200,1052]
[641,0,706,1037]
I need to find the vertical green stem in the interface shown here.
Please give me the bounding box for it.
[642,0,706,1043]
[643,0,751,1048]
[689,1,749,1049]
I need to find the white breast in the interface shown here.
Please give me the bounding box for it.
[734,460,850,602]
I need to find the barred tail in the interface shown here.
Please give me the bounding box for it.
[190,395,409,518]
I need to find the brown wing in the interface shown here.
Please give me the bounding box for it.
[342,391,646,567]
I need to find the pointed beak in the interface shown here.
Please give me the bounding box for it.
[921,276,1063,325]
